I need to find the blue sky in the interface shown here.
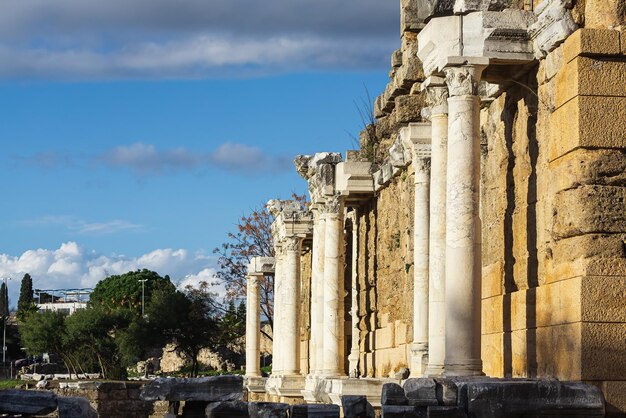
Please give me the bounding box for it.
[0,0,398,302]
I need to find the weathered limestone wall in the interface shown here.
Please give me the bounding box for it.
[356,172,415,378]
[480,27,626,415]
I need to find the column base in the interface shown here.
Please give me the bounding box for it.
[409,343,429,378]
[265,374,305,399]
[244,376,267,393]
[302,376,392,407]
[424,363,446,377]
[442,359,484,377]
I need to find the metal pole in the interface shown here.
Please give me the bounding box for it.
[3,277,8,366]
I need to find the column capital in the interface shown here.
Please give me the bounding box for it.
[284,235,302,252]
[426,86,449,115]
[319,193,344,215]
[443,63,488,97]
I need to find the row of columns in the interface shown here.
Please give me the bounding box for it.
[411,62,486,377]
[245,61,488,383]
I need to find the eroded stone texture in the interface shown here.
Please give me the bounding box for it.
[0,390,57,415]
[140,376,243,402]
[290,404,340,418]
[205,401,249,418]
[341,395,375,418]
[382,383,410,405]
[57,397,98,418]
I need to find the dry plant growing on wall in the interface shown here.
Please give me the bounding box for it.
[349,86,382,166]
[213,193,307,340]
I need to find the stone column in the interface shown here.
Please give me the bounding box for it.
[425,84,449,376]
[272,244,285,375]
[442,63,487,377]
[410,131,431,378]
[282,236,302,376]
[322,194,346,377]
[309,209,326,375]
[348,209,360,378]
[245,275,261,377]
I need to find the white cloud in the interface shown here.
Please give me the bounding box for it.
[0,0,398,80]
[0,242,224,308]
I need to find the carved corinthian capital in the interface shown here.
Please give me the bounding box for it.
[320,193,344,215]
[426,86,449,115]
[443,66,485,97]
[284,236,302,252]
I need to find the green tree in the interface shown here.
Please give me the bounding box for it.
[145,283,219,377]
[90,269,175,314]
[0,283,9,320]
[64,307,131,379]
[17,273,37,320]
[20,311,78,374]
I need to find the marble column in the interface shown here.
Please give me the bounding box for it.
[322,194,346,377]
[442,63,487,377]
[271,244,285,374]
[348,209,360,378]
[245,275,261,377]
[425,84,449,376]
[282,236,302,376]
[312,211,326,376]
[410,137,431,378]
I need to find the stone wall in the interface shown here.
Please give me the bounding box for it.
[300,247,312,375]
[480,27,626,415]
[356,173,415,378]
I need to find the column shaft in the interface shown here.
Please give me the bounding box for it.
[427,88,449,376]
[348,209,360,377]
[282,237,302,375]
[313,215,326,375]
[245,276,261,377]
[443,64,485,376]
[322,197,345,377]
[411,156,430,377]
[272,246,285,374]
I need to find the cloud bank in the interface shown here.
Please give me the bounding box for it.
[17,141,291,176]
[0,242,223,307]
[0,0,399,80]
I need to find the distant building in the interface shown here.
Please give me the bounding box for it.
[35,289,91,315]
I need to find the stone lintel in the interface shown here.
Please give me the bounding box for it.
[418,11,535,80]
[335,162,375,205]
[247,257,275,276]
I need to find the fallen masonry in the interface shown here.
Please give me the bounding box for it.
[0,375,607,417]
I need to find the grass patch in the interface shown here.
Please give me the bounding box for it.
[0,380,20,389]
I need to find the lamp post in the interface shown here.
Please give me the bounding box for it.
[138,279,148,317]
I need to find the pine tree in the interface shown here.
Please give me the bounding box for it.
[0,283,9,319]
[18,273,35,319]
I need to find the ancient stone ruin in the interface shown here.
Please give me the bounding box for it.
[243,0,626,416]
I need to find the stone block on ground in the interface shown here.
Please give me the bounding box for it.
[426,406,467,418]
[342,395,375,418]
[58,396,98,418]
[463,379,605,417]
[403,378,438,406]
[248,401,289,418]
[382,383,409,405]
[140,376,243,402]
[0,389,58,415]
[381,405,427,418]
[205,401,249,417]
[290,404,340,417]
